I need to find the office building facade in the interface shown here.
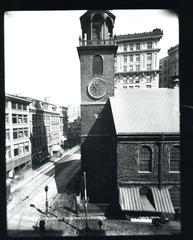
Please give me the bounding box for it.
[114,29,163,89]
[159,44,179,88]
[5,94,31,179]
[28,98,68,167]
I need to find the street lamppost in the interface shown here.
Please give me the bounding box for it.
[83,172,89,232]
[45,185,48,215]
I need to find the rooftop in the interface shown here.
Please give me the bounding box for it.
[110,88,179,135]
[115,29,163,42]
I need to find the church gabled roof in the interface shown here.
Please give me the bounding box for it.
[110,88,180,135]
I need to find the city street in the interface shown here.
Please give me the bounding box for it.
[7,146,81,233]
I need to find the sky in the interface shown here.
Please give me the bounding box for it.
[4,10,179,105]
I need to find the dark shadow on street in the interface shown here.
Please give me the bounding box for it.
[78,228,106,236]
[40,156,81,195]
[7,229,64,237]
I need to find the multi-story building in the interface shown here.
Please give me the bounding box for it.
[114,29,163,89]
[5,94,31,179]
[6,94,68,171]
[159,56,170,88]
[58,105,68,148]
[28,98,68,167]
[159,44,179,88]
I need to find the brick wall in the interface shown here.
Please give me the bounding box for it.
[78,46,116,103]
[117,139,180,186]
[81,101,115,136]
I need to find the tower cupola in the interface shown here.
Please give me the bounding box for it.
[79,10,116,46]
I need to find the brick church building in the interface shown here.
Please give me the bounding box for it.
[77,10,180,217]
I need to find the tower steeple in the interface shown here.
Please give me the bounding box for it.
[79,10,115,45]
[77,10,117,204]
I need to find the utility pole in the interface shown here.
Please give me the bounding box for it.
[45,185,49,215]
[83,171,89,232]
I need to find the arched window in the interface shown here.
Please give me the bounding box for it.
[92,14,104,40]
[170,146,180,171]
[106,17,113,37]
[169,186,180,209]
[93,55,103,75]
[139,146,152,172]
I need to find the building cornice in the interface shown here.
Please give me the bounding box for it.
[6,94,31,103]
[115,70,160,76]
[116,35,162,44]
[117,133,180,141]
[116,48,161,55]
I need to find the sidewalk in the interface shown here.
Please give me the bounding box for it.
[34,193,181,236]
[7,146,80,211]
[9,146,79,194]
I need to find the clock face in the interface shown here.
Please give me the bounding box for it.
[88,79,107,99]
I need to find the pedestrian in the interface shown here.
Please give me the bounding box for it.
[39,218,45,232]
[174,208,180,221]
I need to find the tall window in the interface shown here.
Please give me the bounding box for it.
[170,146,180,171]
[169,187,180,209]
[123,55,127,63]
[93,55,103,75]
[6,146,11,159]
[139,146,152,172]
[123,66,127,72]
[5,114,9,124]
[136,65,140,71]
[135,76,140,83]
[136,43,140,50]
[14,144,19,156]
[6,130,10,141]
[129,55,133,62]
[129,77,133,84]
[129,44,134,50]
[147,64,152,70]
[12,102,17,109]
[147,53,152,61]
[92,14,103,40]
[123,44,127,51]
[135,54,140,62]
[147,42,152,49]
[146,75,151,83]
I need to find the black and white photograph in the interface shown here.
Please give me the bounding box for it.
[4,9,181,236]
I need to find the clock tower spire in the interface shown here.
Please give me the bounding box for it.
[77,10,117,203]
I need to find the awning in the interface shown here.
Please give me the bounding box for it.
[151,187,175,213]
[119,187,143,211]
[119,186,175,213]
[140,195,156,212]
[52,145,61,152]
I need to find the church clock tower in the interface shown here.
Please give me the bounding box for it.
[77,10,117,203]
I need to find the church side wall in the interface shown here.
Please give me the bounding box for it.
[117,139,180,186]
